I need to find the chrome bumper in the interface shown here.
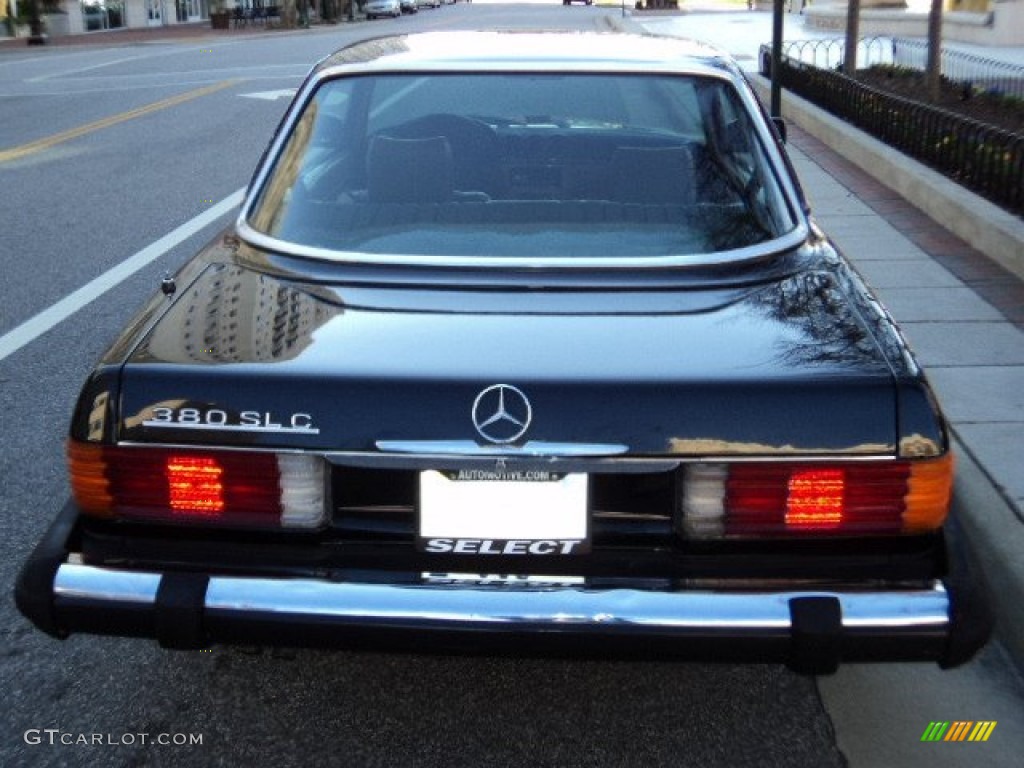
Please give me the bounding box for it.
[16,503,991,671]
[53,562,951,634]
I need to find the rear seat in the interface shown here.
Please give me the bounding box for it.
[275,133,719,242]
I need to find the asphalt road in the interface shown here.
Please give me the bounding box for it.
[1,5,1022,767]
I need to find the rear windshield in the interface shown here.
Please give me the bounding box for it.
[248,73,797,259]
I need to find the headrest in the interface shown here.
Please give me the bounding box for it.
[367,135,454,203]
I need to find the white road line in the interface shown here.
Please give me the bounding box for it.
[50,63,305,84]
[27,54,159,83]
[15,77,299,99]
[240,89,298,101]
[25,45,227,83]
[0,48,128,68]
[0,189,245,363]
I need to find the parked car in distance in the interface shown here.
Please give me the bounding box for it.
[364,0,401,17]
[400,0,418,12]
[16,31,990,674]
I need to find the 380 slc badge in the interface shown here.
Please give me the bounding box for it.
[142,405,319,434]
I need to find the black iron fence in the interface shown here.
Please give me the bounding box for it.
[769,37,1024,102]
[891,38,1024,102]
[765,41,1024,216]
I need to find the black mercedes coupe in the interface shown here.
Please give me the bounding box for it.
[16,31,990,673]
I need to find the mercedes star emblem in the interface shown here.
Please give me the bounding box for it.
[472,384,532,445]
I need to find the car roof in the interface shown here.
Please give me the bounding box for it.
[311,31,738,80]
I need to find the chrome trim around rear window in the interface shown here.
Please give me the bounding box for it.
[234,219,811,271]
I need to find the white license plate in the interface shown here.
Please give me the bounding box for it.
[417,470,589,555]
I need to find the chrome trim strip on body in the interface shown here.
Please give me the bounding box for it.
[327,452,680,475]
[113,443,899,466]
[53,564,949,631]
[141,421,321,435]
[374,440,630,457]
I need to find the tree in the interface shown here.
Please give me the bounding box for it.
[842,0,861,75]
[24,0,44,43]
[280,0,297,28]
[926,0,944,102]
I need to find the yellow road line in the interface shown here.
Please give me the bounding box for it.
[0,79,240,165]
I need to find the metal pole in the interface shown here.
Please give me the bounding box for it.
[770,0,784,117]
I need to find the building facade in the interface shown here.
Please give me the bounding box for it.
[2,0,308,37]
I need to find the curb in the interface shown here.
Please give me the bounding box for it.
[949,435,1024,665]
[747,74,1024,282]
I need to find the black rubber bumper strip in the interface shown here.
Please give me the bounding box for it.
[789,596,843,675]
[155,573,210,650]
[13,501,79,638]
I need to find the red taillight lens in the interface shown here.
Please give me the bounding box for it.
[68,442,325,529]
[727,462,913,535]
[683,455,953,538]
[166,455,226,515]
[785,468,845,528]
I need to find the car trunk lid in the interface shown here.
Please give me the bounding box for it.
[117,264,898,457]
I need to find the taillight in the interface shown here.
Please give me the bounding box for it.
[166,455,227,515]
[681,455,952,538]
[68,441,325,529]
